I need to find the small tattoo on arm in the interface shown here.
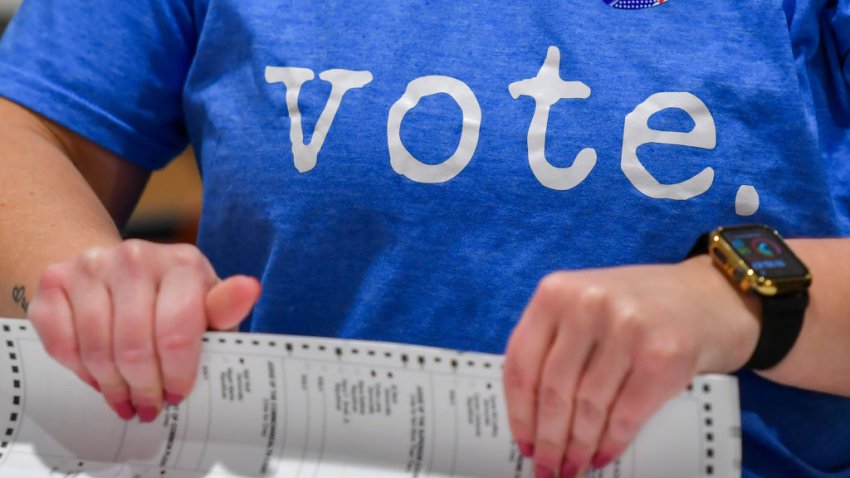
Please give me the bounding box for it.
[12,286,29,313]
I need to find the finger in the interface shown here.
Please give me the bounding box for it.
[29,269,99,391]
[594,343,693,467]
[205,275,261,331]
[155,265,209,407]
[503,274,569,459]
[110,264,163,423]
[532,312,596,476]
[562,334,632,477]
[65,265,134,420]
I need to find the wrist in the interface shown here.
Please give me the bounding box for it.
[680,254,761,373]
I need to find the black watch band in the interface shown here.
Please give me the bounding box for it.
[746,292,808,369]
[688,231,808,370]
[686,232,710,260]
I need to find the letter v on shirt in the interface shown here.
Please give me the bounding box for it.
[264,67,373,173]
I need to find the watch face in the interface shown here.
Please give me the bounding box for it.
[720,226,808,279]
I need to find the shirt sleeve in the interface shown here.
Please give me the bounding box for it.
[0,0,196,170]
[830,0,850,89]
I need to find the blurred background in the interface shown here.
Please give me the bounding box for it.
[1,0,204,244]
[0,0,17,32]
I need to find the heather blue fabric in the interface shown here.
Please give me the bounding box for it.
[1,1,849,475]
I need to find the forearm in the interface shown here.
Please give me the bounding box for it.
[0,102,124,317]
[753,238,850,396]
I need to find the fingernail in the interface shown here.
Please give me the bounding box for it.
[164,392,183,406]
[560,460,578,478]
[534,464,554,478]
[592,453,613,469]
[114,401,136,421]
[518,441,534,458]
[137,406,160,423]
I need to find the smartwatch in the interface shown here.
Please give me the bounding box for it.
[688,224,811,370]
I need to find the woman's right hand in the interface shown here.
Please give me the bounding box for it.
[26,239,261,422]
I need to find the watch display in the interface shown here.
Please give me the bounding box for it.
[719,225,808,279]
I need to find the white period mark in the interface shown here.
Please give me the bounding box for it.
[735,185,759,216]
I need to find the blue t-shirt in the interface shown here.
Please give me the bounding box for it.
[1,0,849,475]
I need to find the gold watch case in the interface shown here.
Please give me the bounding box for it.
[708,226,811,297]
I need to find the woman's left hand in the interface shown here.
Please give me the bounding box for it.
[503,256,760,478]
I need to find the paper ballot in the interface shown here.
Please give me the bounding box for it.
[0,318,740,477]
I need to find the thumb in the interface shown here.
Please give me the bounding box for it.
[205,275,262,331]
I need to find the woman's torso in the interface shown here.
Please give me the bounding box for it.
[182,2,850,474]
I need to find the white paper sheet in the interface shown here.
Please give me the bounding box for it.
[0,318,740,477]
